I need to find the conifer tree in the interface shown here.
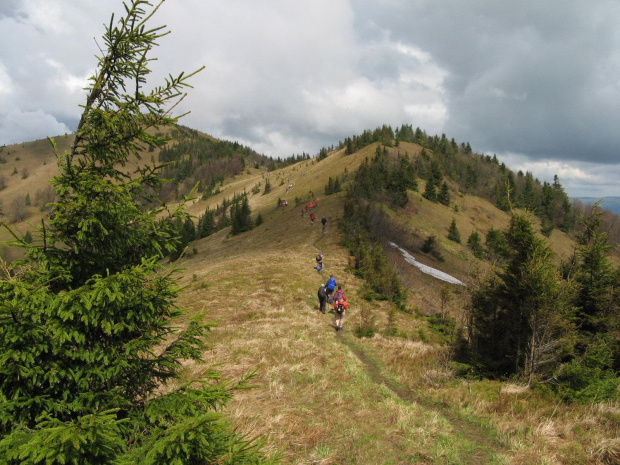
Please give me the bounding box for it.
[199,207,216,238]
[438,181,450,206]
[231,195,253,235]
[572,205,620,338]
[468,214,572,379]
[448,218,461,243]
[467,231,484,259]
[0,2,275,463]
[423,179,437,201]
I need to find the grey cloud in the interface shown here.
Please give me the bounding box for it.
[0,1,21,19]
[1,0,619,197]
[353,0,620,164]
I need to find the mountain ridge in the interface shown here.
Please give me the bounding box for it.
[1,128,617,463]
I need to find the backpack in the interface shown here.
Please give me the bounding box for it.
[336,303,345,314]
[316,254,322,262]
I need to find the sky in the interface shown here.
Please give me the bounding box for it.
[1,0,619,198]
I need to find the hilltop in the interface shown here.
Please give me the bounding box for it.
[2,128,618,464]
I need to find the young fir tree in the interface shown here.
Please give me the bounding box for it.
[198,207,216,238]
[0,2,275,463]
[468,214,573,380]
[550,205,620,401]
[437,181,450,206]
[467,231,485,259]
[447,218,461,243]
[231,195,253,235]
[572,205,619,336]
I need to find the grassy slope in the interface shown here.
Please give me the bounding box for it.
[173,148,614,464]
[2,137,617,464]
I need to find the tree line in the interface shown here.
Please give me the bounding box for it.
[330,124,578,238]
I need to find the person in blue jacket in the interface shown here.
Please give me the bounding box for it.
[325,274,337,303]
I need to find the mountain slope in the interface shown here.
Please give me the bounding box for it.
[1,134,615,464]
[168,145,605,464]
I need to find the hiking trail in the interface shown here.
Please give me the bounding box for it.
[338,334,504,464]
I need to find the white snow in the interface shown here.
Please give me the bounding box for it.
[389,242,466,286]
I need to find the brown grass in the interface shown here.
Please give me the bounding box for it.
[3,137,618,464]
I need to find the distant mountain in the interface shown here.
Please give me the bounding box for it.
[574,196,620,215]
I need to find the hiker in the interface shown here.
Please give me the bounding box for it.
[334,297,348,331]
[301,208,305,217]
[316,252,324,270]
[333,285,346,303]
[321,216,327,233]
[317,284,327,314]
[325,275,337,303]
[310,212,316,224]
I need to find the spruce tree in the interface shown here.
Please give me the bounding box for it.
[468,214,572,379]
[231,195,253,235]
[467,231,484,259]
[438,181,450,206]
[572,205,619,335]
[199,207,216,238]
[0,2,275,463]
[448,218,461,243]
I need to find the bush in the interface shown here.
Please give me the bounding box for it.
[422,235,444,261]
[551,337,620,403]
[355,306,377,338]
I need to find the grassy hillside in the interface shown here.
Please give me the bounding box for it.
[1,136,618,464]
[171,146,613,464]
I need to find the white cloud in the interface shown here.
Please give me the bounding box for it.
[497,152,620,198]
[0,63,13,96]
[20,0,69,33]
[0,109,70,145]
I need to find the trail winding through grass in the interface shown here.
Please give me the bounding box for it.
[338,334,504,465]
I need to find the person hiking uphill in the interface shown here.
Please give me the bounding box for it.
[334,292,348,331]
[317,283,327,314]
[321,216,327,233]
[325,275,337,303]
[315,252,324,271]
[333,285,346,303]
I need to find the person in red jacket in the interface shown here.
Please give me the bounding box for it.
[333,286,348,331]
[333,286,346,303]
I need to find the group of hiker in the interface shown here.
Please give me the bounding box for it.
[301,200,322,224]
[317,274,348,331]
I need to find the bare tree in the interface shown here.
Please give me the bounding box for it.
[34,185,56,211]
[8,196,26,223]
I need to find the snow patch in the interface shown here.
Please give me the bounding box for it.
[389,242,465,286]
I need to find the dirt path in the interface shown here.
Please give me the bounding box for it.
[339,334,504,464]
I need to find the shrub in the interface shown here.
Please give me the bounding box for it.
[355,306,377,338]
[422,235,444,261]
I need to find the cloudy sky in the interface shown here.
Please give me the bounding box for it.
[1,0,619,197]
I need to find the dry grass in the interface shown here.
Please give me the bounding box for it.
[3,137,618,464]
